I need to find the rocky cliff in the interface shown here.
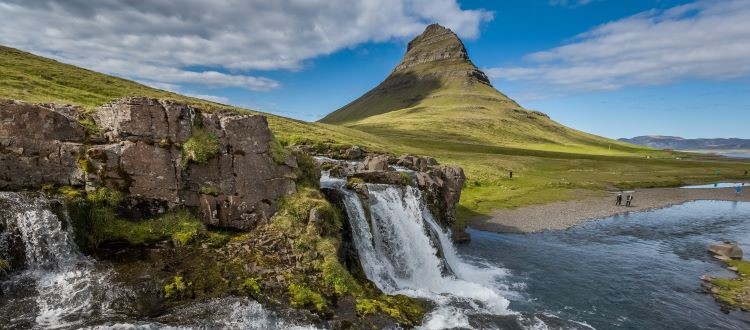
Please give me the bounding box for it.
[0,97,296,230]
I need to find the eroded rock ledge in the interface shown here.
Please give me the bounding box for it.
[318,151,469,242]
[0,97,297,230]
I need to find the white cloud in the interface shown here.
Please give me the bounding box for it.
[183,93,230,104]
[487,0,750,97]
[0,0,491,92]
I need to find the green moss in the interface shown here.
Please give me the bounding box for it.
[204,230,232,247]
[288,283,327,312]
[66,186,203,249]
[199,185,220,196]
[710,260,750,311]
[240,277,262,296]
[0,257,9,279]
[355,295,425,327]
[78,116,103,135]
[399,172,414,186]
[182,126,220,165]
[58,185,83,200]
[270,136,290,165]
[321,257,362,296]
[293,152,321,188]
[164,275,191,299]
[346,177,365,188]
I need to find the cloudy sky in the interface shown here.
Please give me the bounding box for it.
[1,0,748,138]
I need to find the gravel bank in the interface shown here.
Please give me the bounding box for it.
[471,186,750,233]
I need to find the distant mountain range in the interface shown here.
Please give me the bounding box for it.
[619,135,750,151]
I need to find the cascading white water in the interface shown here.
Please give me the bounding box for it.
[320,172,513,329]
[0,192,322,330]
[0,192,108,329]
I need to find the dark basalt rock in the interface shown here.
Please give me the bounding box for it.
[0,97,296,231]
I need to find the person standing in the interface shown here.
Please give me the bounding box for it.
[626,194,633,207]
[616,192,622,206]
[509,170,513,179]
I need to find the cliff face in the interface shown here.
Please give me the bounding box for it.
[392,23,491,85]
[0,97,297,230]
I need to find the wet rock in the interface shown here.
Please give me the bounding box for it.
[357,155,390,171]
[709,241,743,260]
[344,146,364,159]
[351,171,407,186]
[397,154,438,172]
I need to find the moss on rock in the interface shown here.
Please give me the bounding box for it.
[288,283,327,312]
[182,126,220,165]
[710,259,750,311]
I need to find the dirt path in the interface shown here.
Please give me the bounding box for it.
[471,186,750,233]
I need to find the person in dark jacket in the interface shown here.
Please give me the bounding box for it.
[616,192,622,206]
[626,194,633,207]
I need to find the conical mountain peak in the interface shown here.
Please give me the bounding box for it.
[320,23,514,124]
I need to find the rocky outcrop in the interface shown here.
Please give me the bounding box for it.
[392,24,491,86]
[357,154,390,171]
[0,97,296,230]
[321,153,468,242]
[709,241,743,260]
[0,100,86,189]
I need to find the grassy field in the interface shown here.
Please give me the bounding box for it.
[2,44,749,227]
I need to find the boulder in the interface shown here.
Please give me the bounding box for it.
[344,146,364,160]
[709,242,743,260]
[397,154,438,172]
[358,154,390,171]
[351,171,410,186]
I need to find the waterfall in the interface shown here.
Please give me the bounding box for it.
[320,172,513,329]
[0,192,322,330]
[0,192,108,329]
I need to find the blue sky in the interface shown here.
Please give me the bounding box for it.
[1,0,748,138]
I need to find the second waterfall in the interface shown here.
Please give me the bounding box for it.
[320,171,514,329]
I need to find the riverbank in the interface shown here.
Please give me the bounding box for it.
[471,186,750,233]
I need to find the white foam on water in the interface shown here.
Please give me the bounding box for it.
[1,192,108,329]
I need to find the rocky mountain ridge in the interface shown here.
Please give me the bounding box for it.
[620,135,750,151]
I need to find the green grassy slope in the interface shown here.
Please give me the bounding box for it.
[0,45,390,152]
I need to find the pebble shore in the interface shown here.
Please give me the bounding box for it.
[471,186,750,233]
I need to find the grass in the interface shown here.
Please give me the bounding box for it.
[182,126,221,165]
[711,260,750,311]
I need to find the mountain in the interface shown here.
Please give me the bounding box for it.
[320,24,642,155]
[620,135,750,150]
